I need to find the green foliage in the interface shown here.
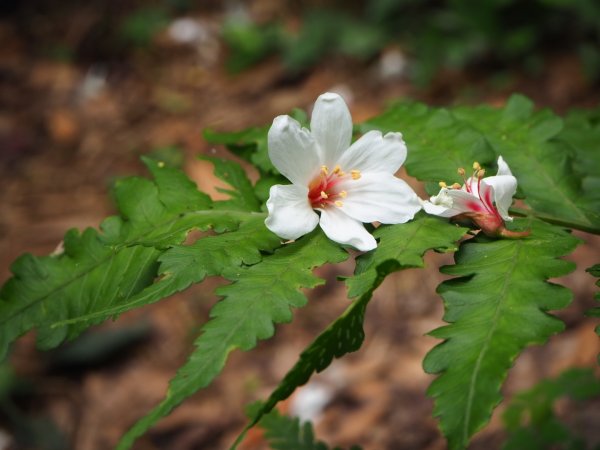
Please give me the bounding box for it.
[361,95,600,233]
[502,368,600,450]
[119,7,169,47]
[586,264,600,363]
[116,230,348,449]
[359,102,496,195]
[234,215,466,447]
[222,19,283,73]
[0,158,219,359]
[222,1,600,85]
[423,218,581,450]
[1,94,597,450]
[250,405,361,450]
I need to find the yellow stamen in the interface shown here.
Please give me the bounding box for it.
[477,169,486,178]
[320,165,329,175]
[458,168,466,176]
[451,183,462,189]
[339,190,347,198]
[351,169,361,180]
[439,181,447,188]
[333,165,341,174]
[334,200,344,207]
[472,162,481,170]
[320,191,328,199]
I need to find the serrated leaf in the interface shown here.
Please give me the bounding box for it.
[0,159,224,359]
[233,215,467,448]
[201,155,261,211]
[203,108,308,177]
[116,230,348,450]
[586,263,600,364]
[559,108,600,204]
[204,125,274,175]
[359,102,497,188]
[253,406,361,450]
[348,214,468,298]
[423,218,581,450]
[361,95,600,232]
[502,368,600,450]
[52,214,280,327]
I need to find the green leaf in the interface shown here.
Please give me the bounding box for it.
[585,263,600,364]
[252,405,362,450]
[233,215,467,448]
[423,218,581,450]
[52,214,279,327]
[203,108,308,178]
[361,95,600,232]
[359,102,497,190]
[201,156,261,212]
[116,230,348,450]
[559,107,600,204]
[0,159,220,359]
[502,368,600,450]
[348,213,468,298]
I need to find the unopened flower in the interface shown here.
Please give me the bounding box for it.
[265,92,421,251]
[422,156,529,238]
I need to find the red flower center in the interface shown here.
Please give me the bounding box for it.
[307,165,360,209]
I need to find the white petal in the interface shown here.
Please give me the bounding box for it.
[268,115,321,186]
[421,199,456,217]
[336,173,421,224]
[496,156,513,177]
[336,131,407,174]
[421,190,460,218]
[319,207,377,251]
[445,189,487,215]
[265,184,319,240]
[481,175,517,221]
[310,93,352,168]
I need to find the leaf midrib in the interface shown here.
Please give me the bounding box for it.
[1,209,263,327]
[119,237,329,449]
[461,238,522,445]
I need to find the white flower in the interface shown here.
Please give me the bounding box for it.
[265,92,421,251]
[422,156,528,238]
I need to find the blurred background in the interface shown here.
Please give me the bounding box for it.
[1,1,599,449]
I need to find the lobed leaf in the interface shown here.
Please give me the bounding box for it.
[361,95,600,233]
[585,263,600,364]
[117,230,348,450]
[0,159,224,359]
[347,213,468,298]
[234,215,467,448]
[201,156,261,212]
[423,218,581,450]
[359,102,496,191]
[52,214,279,327]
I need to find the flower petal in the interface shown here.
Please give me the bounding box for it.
[268,115,321,185]
[481,175,517,221]
[336,173,421,224]
[319,207,377,251]
[310,93,352,168]
[445,188,487,215]
[496,155,512,176]
[336,131,407,174]
[265,184,319,240]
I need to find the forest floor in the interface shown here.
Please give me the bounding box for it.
[1,2,599,450]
